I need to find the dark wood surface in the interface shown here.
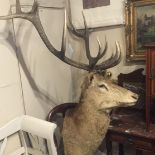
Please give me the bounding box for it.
[47,102,77,154]
[110,111,155,140]
[149,52,155,97]
[106,110,155,155]
[146,46,155,130]
[118,68,145,87]
[47,102,77,122]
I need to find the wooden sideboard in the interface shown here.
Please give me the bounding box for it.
[146,44,155,130]
[106,110,155,155]
[106,45,155,155]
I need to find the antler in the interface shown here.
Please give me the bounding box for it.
[67,4,121,71]
[0,0,121,72]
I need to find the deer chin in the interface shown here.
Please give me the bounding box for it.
[98,108,112,114]
[119,102,136,107]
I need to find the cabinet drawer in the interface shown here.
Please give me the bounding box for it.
[150,51,155,96]
[109,134,153,150]
[110,134,127,143]
[133,139,152,150]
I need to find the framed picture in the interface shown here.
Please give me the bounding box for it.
[126,0,155,61]
[69,0,125,29]
[83,0,110,9]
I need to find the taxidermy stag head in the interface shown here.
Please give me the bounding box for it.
[62,73,138,155]
[0,0,138,155]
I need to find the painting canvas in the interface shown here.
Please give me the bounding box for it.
[125,0,155,61]
[136,4,155,51]
[83,0,110,9]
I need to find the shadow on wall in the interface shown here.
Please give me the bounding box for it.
[0,19,58,107]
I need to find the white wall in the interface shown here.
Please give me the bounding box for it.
[0,0,24,128]
[0,0,74,127]
[0,0,73,153]
[9,0,73,119]
[0,0,25,154]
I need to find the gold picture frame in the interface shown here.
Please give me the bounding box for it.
[125,0,155,61]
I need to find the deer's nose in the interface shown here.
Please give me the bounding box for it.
[132,94,138,100]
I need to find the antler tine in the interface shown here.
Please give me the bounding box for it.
[61,9,67,55]
[105,42,121,68]
[68,17,85,38]
[82,12,92,65]
[82,12,107,67]
[67,0,85,38]
[110,41,122,67]
[31,0,38,14]
[0,0,38,21]
[94,41,121,71]
[16,0,22,13]
[96,37,107,60]
[0,0,59,57]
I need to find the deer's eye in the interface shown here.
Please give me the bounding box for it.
[98,84,109,91]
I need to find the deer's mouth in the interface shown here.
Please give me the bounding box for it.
[119,102,136,107]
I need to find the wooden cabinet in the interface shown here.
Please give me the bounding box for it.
[146,44,155,130]
[106,110,155,155]
[146,45,155,96]
[150,52,155,96]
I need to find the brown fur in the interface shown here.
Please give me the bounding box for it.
[62,73,138,155]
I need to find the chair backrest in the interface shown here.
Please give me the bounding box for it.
[47,103,77,154]
[0,115,57,155]
[118,68,145,87]
[47,103,77,122]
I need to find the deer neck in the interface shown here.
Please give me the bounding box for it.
[77,98,110,120]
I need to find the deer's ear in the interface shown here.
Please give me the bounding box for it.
[81,73,95,91]
[88,73,100,86]
[89,73,101,86]
[88,73,95,83]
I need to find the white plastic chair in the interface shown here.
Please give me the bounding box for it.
[0,115,57,155]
